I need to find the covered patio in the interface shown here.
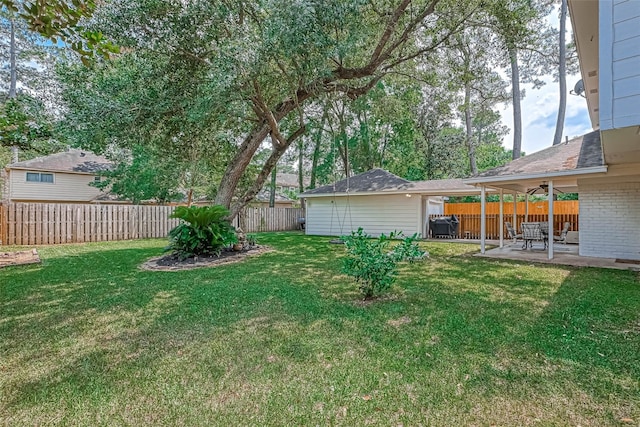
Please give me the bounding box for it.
[463,131,614,263]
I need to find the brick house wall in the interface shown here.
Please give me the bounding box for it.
[579,182,640,260]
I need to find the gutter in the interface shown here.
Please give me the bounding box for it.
[300,188,497,199]
[7,166,106,175]
[463,165,608,185]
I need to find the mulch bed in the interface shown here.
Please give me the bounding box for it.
[0,249,41,268]
[140,245,272,271]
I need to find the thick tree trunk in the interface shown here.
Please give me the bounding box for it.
[509,47,522,159]
[214,124,270,209]
[228,126,306,219]
[464,82,478,176]
[269,165,276,208]
[552,0,567,146]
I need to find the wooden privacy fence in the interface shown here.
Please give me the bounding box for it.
[445,200,579,215]
[429,213,579,240]
[0,203,180,245]
[0,203,304,246]
[233,207,304,233]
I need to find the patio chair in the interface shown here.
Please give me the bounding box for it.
[505,221,522,243]
[553,221,571,244]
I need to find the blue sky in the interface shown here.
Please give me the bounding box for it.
[499,74,593,154]
[498,6,594,155]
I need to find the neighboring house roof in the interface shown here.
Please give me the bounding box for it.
[465,131,607,185]
[254,189,294,203]
[301,168,487,197]
[7,149,113,174]
[276,173,310,188]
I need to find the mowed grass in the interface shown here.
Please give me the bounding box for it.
[1,233,639,426]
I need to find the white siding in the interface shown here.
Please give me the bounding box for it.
[305,194,422,237]
[579,181,640,260]
[600,0,640,130]
[9,170,104,202]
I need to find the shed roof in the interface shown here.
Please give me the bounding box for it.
[301,169,409,196]
[7,149,113,174]
[301,169,487,198]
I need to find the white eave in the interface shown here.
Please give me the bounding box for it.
[463,166,609,185]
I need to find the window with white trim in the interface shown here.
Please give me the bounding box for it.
[26,172,54,183]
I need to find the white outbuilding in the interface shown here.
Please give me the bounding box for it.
[299,169,486,238]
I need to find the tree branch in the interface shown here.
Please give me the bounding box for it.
[252,80,287,147]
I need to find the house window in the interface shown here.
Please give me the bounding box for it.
[94,176,101,183]
[26,172,54,183]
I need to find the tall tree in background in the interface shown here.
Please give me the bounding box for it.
[552,0,568,146]
[63,0,500,219]
[444,25,509,175]
[1,10,62,163]
[490,0,554,160]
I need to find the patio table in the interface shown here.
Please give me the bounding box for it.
[521,222,548,250]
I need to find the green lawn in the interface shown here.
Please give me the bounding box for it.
[1,233,639,426]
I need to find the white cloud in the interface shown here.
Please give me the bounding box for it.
[499,75,593,154]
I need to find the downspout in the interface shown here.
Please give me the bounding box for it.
[480,186,486,254]
[499,189,504,248]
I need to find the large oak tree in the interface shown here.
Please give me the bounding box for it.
[62,0,505,218]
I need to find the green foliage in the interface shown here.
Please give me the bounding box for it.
[0,96,54,150]
[557,193,578,201]
[1,0,118,62]
[246,234,258,247]
[166,205,236,260]
[341,228,426,300]
[91,145,220,204]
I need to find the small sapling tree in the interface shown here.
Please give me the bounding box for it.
[341,228,426,300]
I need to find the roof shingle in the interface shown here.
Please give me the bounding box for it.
[7,149,113,174]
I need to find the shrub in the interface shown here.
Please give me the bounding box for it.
[341,228,426,300]
[166,205,236,260]
[246,234,258,247]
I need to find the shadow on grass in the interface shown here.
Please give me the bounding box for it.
[1,234,638,423]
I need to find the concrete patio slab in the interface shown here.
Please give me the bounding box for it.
[424,238,640,271]
[476,242,640,271]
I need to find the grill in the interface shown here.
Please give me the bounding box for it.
[429,215,459,238]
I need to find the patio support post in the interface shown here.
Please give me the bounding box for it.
[548,180,554,259]
[499,189,504,248]
[525,192,529,222]
[511,191,518,231]
[480,186,486,253]
[513,191,517,229]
